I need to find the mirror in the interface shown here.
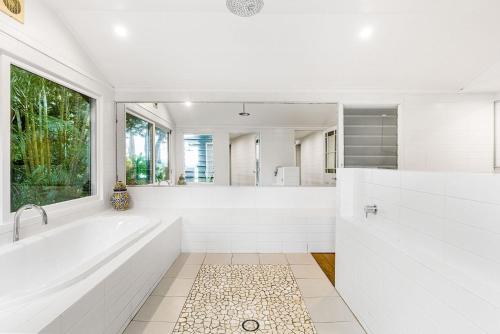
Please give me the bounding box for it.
[295,130,337,186]
[229,132,260,186]
[116,102,337,187]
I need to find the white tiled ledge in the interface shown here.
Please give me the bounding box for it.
[337,168,500,334]
[128,186,337,253]
[128,186,337,209]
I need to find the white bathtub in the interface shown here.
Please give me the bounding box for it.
[0,212,182,334]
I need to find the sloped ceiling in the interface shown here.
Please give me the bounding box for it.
[44,0,500,93]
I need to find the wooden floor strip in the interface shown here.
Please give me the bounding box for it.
[312,253,335,286]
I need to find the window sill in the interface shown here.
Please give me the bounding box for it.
[1,196,105,228]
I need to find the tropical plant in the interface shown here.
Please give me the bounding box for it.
[10,65,92,211]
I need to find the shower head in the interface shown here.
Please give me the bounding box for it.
[226,0,264,17]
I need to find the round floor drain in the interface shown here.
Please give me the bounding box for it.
[242,320,260,332]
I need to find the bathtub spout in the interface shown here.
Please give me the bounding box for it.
[13,204,48,242]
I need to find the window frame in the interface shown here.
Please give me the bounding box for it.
[154,124,171,184]
[1,55,103,223]
[119,106,172,186]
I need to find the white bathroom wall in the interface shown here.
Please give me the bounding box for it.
[399,94,494,172]
[0,1,115,234]
[299,131,326,185]
[230,134,257,186]
[336,168,500,334]
[129,186,336,253]
[260,129,296,186]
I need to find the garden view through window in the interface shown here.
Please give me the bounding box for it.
[10,65,93,212]
[125,113,153,185]
[125,113,170,185]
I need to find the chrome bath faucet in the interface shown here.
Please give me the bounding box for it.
[13,204,48,242]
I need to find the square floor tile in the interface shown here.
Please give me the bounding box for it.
[165,264,201,279]
[315,322,366,334]
[259,253,288,264]
[175,253,206,265]
[204,253,232,264]
[291,265,326,279]
[287,253,317,265]
[305,297,355,323]
[134,296,186,322]
[152,278,195,297]
[297,279,339,297]
[124,321,175,334]
[232,253,260,264]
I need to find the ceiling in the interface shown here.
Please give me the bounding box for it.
[165,103,338,128]
[44,0,500,93]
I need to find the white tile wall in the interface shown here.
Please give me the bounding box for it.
[129,186,336,253]
[299,131,326,186]
[336,168,500,334]
[400,95,494,173]
[230,133,257,186]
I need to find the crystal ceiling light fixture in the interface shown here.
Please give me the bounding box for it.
[227,0,264,17]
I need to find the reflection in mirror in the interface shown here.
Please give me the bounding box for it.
[117,102,337,187]
[295,130,337,186]
[184,134,214,183]
[229,133,260,186]
[125,113,153,185]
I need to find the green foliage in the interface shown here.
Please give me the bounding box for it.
[125,113,152,185]
[126,155,151,185]
[10,65,92,211]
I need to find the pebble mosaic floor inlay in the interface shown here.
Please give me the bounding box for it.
[172,264,317,334]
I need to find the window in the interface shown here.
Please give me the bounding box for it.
[125,112,171,185]
[325,130,337,174]
[184,134,214,183]
[125,113,153,185]
[10,65,94,212]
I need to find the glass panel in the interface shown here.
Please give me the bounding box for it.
[155,127,170,183]
[184,134,214,183]
[126,113,153,185]
[10,65,92,212]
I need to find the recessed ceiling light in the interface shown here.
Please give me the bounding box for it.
[184,101,193,107]
[358,26,373,40]
[113,25,128,38]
